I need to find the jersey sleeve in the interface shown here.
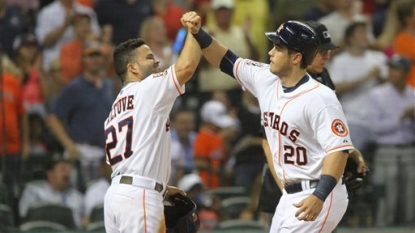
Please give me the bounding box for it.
[233,58,270,97]
[141,65,185,113]
[310,103,354,155]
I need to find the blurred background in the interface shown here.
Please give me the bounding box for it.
[0,0,414,232]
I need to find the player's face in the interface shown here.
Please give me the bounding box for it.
[307,49,331,74]
[268,44,293,76]
[135,45,160,78]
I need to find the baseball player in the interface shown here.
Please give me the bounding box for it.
[258,20,369,231]
[103,13,202,233]
[183,12,354,232]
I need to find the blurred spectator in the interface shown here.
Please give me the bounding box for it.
[42,59,65,112]
[368,55,415,227]
[229,0,269,62]
[153,0,185,42]
[319,0,373,47]
[0,71,29,194]
[60,13,94,84]
[328,21,388,151]
[194,100,238,189]
[393,0,415,88]
[0,0,28,58]
[18,158,84,228]
[35,0,100,69]
[139,16,174,71]
[272,0,319,26]
[177,173,205,207]
[303,0,337,21]
[82,157,111,226]
[199,0,259,96]
[12,32,45,117]
[27,113,49,156]
[230,91,264,194]
[47,40,115,192]
[94,0,153,45]
[170,108,197,183]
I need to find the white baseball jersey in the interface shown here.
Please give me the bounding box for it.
[104,65,184,184]
[233,58,354,183]
[234,58,353,232]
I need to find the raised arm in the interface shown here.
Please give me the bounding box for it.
[174,13,203,86]
[181,12,233,69]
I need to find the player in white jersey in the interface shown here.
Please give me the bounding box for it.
[183,13,354,232]
[103,13,202,233]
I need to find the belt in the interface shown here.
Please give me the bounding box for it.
[284,180,320,194]
[116,175,165,193]
[284,177,345,194]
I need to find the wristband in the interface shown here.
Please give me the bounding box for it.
[192,29,213,49]
[312,174,337,201]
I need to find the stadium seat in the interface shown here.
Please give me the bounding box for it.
[20,220,67,232]
[26,204,76,229]
[89,204,104,223]
[86,221,106,232]
[219,196,251,220]
[204,186,247,200]
[21,154,49,182]
[217,219,267,232]
[0,204,15,230]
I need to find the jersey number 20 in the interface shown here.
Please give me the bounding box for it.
[284,145,308,165]
[105,116,133,165]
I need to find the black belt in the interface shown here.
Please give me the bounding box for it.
[119,176,164,193]
[284,180,320,194]
[284,177,345,194]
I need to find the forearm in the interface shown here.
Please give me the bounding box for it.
[321,151,349,181]
[262,138,283,191]
[43,24,70,47]
[335,73,372,94]
[174,31,202,86]
[46,115,75,149]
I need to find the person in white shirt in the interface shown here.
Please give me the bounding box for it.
[328,21,388,151]
[19,158,84,228]
[368,55,415,227]
[82,158,111,226]
[35,0,100,69]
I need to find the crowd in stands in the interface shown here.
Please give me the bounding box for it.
[0,0,414,231]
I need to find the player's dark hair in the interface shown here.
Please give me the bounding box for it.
[275,43,308,69]
[113,38,147,83]
[344,21,367,44]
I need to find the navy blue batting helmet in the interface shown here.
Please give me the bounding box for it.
[265,20,320,67]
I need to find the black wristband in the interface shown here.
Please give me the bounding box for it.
[192,29,213,49]
[312,175,337,201]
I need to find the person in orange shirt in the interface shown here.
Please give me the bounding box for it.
[193,100,238,188]
[153,0,185,42]
[393,1,415,88]
[0,71,29,200]
[60,13,94,83]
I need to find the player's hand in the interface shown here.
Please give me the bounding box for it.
[166,185,187,197]
[293,195,324,221]
[181,11,201,34]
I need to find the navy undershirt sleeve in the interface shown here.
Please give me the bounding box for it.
[219,49,239,79]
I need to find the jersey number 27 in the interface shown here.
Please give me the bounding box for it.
[105,116,133,165]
